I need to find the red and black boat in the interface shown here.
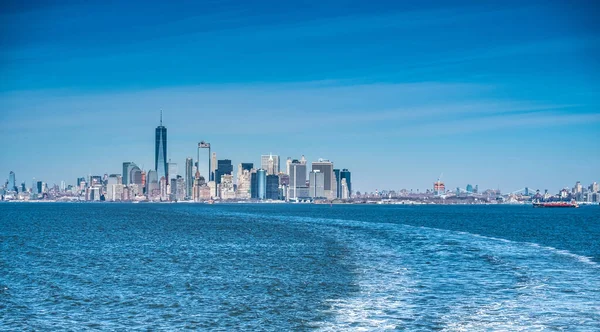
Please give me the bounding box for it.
[533,200,579,208]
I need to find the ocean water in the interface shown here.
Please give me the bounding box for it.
[1,203,599,330]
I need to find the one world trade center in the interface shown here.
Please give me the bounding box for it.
[155,111,168,184]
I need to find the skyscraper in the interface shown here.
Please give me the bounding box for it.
[130,166,143,187]
[192,170,205,202]
[286,157,292,175]
[185,157,193,199]
[155,112,168,184]
[211,152,217,182]
[261,154,280,175]
[250,170,258,199]
[146,170,158,198]
[312,159,334,199]
[266,174,280,200]
[241,163,254,172]
[8,171,16,192]
[122,162,134,185]
[236,164,252,199]
[341,178,350,199]
[288,159,308,200]
[309,170,325,198]
[334,169,341,198]
[220,174,235,200]
[340,169,352,197]
[257,169,267,200]
[215,159,233,185]
[168,161,178,179]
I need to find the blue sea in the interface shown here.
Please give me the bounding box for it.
[1,203,599,330]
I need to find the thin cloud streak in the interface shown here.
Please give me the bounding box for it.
[0,81,587,137]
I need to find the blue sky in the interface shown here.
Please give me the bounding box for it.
[1,0,599,193]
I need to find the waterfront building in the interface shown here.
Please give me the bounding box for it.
[8,171,16,192]
[215,159,233,185]
[257,169,267,200]
[261,154,280,175]
[574,181,583,194]
[128,183,141,198]
[466,184,473,193]
[36,181,43,195]
[90,176,102,187]
[251,171,258,199]
[107,174,125,201]
[266,174,279,200]
[130,166,143,187]
[591,182,599,193]
[341,178,349,199]
[220,174,235,200]
[312,159,335,199]
[199,185,211,200]
[286,157,292,175]
[309,170,325,198]
[185,157,193,199]
[106,174,119,201]
[107,183,124,201]
[279,174,289,187]
[88,186,101,201]
[340,169,352,198]
[155,113,168,184]
[170,177,177,201]
[434,179,445,195]
[334,169,341,198]
[280,184,288,201]
[77,177,85,189]
[146,170,159,198]
[159,177,168,200]
[207,181,216,198]
[192,171,206,202]
[288,159,308,201]
[122,162,134,185]
[172,176,185,201]
[236,165,252,199]
[168,161,178,180]
[211,152,217,182]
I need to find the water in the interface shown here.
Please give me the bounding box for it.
[1,203,599,330]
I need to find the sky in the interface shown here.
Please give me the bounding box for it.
[1,0,599,193]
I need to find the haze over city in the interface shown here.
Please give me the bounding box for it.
[1,0,598,193]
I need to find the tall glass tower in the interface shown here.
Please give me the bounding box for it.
[257,169,266,200]
[340,169,351,197]
[185,157,193,199]
[155,112,168,183]
[8,171,16,192]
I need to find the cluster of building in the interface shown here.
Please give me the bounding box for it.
[3,115,599,205]
[0,115,352,203]
[503,181,600,204]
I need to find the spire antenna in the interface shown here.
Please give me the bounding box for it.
[160,110,163,126]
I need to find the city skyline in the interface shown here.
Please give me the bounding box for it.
[1,109,597,195]
[1,1,599,192]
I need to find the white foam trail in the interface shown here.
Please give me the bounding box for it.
[214,210,600,329]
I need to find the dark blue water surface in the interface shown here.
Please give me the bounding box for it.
[1,203,599,330]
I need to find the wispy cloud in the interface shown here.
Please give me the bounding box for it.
[0,81,593,138]
[384,112,600,137]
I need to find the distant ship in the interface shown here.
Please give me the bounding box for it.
[533,200,579,208]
